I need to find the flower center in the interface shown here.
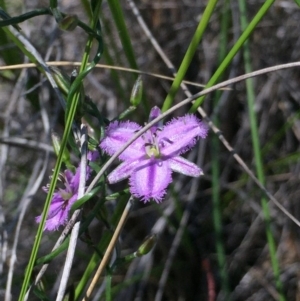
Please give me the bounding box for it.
[60,190,73,201]
[146,144,160,158]
[144,131,161,158]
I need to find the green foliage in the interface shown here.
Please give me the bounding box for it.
[1,0,299,300]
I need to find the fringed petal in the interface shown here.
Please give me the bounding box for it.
[169,156,203,177]
[100,120,144,160]
[129,159,172,203]
[159,114,208,156]
[108,159,142,183]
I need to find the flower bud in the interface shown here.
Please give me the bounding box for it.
[50,67,70,98]
[135,234,156,257]
[51,132,71,166]
[130,76,143,107]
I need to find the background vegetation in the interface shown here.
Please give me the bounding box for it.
[1,0,300,300]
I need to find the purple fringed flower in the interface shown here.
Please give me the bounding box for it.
[100,107,208,203]
[36,150,99,231]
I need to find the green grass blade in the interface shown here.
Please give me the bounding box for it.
[106,0,137,71]
[18,2,103,299]
[161,0,218,112]
[211,1,231,299]
[101,12,128,100]
[238,0,286,300]
[106,0,150,112]
[190,0,275,112]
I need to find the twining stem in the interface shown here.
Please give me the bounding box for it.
[82,199,132,300]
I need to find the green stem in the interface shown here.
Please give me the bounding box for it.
[238,0,285,299]
[211,1,231,299]
[18,2,103,300]
[162,0,218,112]
[190,0,275,112]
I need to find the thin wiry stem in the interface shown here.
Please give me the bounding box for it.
[55,125,88,301]
[6,65,51,301]
[5,158,49,301]
[127,0,191,97]
[127,6,212,297]
[0,137,54,153]
[0,61,207,89]
[87,62,300,228]
[82,198,133,301]
[4,26,66,110]
[1,67,28,301]
[154,143,206,301]
[26,175,93,298]
[24,60,300,298]
[25,199,86,299]
[127,0,300,228]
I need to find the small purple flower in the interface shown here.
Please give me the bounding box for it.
[100,107,208,203]
[36,150,99,231]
